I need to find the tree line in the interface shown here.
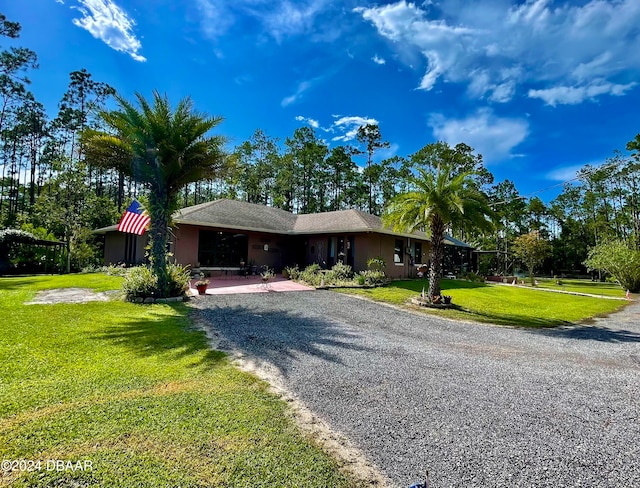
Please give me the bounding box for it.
[1,12,639,277]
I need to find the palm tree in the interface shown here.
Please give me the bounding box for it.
[83,91,228,296]
[383,163,494,299]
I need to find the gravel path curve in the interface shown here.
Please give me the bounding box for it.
[190,291,640,488]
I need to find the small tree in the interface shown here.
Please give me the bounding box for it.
[584,241,640,293]
[512,230,551,285]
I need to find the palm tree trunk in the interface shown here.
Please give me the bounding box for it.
[429,214,445,299]
[148,187,170,297]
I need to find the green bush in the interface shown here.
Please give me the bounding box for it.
[356,273,366,285]
[122,266,157,299]
[359,270,386,285]
[584,240,640,293]
[367,257,386,271]
[461,271,485,283]
[298,264,323,286]
[283,264,300,280]
[166,263,191,297]
[330,262,353,281]
[122,264,190,300]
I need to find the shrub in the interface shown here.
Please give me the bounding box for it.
[584,240,640,293]
[359,270,386,285]
[283,264,300,280]
[122,264,190,300]
[166,263,191,297]
[298,264,323,287]
[104,263,129,277]
[461,271,484,283]
[330,262,353,281]
[367,257,386,271]
[356,273,366,285]
[122,266,157,299]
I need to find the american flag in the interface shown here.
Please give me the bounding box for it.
[117,200,151,235]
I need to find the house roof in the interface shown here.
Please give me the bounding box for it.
[173,199,429,240]
[175,199,297,233]
[95,199,473,248]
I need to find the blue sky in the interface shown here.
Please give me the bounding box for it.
[6,0,640,201]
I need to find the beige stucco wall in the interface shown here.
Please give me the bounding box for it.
[300,232,430,278]
[172,225,290,270]
[103,225,431,278]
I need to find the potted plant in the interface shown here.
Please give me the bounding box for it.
[260,266,274,288]
[195,273,209,295]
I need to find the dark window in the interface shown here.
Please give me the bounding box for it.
[415,243,422,264]
[394,239,403,264]
[198,231,248,266]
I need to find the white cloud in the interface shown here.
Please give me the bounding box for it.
[428,108,529,163]
[195,0,331,42]
[528,81,637,106]
[293,114,381,143]
[545,164,585,182]
[260,0,329,42]
[372,54,386,65]
[331,115,379,142]
[195,0,235,40]
[295,115,320,128]
[281,80,313,106]
[356,0,640,105]
[71,0,145,62]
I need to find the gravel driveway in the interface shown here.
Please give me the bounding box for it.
[190,291,640,488]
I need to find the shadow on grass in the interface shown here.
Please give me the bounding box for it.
[525,324,640,343]
[0,276,43,291]
[190,296,374,376]
[94,304,226,369]
[392,279,487,292]
[450,308,572,328]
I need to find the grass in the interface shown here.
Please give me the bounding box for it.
[532,277,626,298]
[0,274,354,487]
[336,278,628,327]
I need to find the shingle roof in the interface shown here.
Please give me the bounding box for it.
[174,200,432,239]
[174,199,297,233]
[96,199,472,248]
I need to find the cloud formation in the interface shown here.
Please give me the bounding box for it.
[195,0,331,42]
[356,0,640,105]
[71,0,145,62]
[331,115,379,142]
[294,114,380,143]
[372,54,386,65]
[428,108,529,163]
[545,164,585,182]
[281,80,313,106]
[295,115,320,128]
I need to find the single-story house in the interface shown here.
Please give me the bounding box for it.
[95,199,470,279]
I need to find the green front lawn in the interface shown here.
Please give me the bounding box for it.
[337,279,628,327]
[0,274,353,487]
[533,277,626,298]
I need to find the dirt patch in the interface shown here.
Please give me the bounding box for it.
[190,311,393,488]
[25,288,115,305]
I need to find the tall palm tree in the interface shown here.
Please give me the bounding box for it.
[83,91,228,296]
[383,163,494,299]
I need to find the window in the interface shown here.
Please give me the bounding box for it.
[394,239,403,264]
[415,243,422,264]
[198,231,248,266]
